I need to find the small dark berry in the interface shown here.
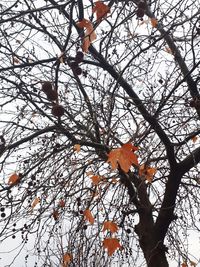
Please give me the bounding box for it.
[69,61,79,69]
[31,175,36,180]
[76,51,84,58]
[28,181,33,187]
[126,228,131,234]
[1,212,6,218]
[51,105,65,117]
[46,90,58,101]
[42,81,52,93]
[136,8,145,18]
[83,70,88,77]
[138,1,146,10]
[75,51,84,63]
[0,207,5,212]
[74,67,82,75]
[55,143,61,148]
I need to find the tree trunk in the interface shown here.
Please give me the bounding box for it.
[135,219,169,267]
[144,245,169,267]
[138,236,169,267]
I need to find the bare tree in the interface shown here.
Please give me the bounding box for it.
[0,0,200,266]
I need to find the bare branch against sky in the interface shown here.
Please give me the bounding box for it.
[0,0,200,266]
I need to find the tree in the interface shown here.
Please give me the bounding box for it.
[0,0,200,266]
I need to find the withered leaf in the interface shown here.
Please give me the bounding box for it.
[107,143,138,173]
[103,238,122,256]
[103,221,118,233]
[83,209,94,224]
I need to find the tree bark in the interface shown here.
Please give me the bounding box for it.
[131,172,170,267]
[135,221,169,267]
[146,250,169,267]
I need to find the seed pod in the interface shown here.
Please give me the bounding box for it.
[74,67,82,76]
[138,1,146,10]
[46,90,58,101]
[51,104,65,117]
[42,81,52,94]
[136,8,145,18]
[189,100,195,107]
[75,51,84,63]
[195,100,200,109]
[69,61,79,70]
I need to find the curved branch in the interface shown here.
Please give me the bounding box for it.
[89,46,177,168]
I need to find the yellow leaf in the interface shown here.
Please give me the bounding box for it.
[139,164,156,183]
[91,175,101,185]
[74,144,81,152]
[92,1,110,22]
[83,209,95,224]
[77,19,97,52]
[191,136,198,143]
[151,18,158,28]
[103,238,122,256]
[31,197,40,209]
[107,143,138,173]
[103,221,118,233]
[8,173,20,185]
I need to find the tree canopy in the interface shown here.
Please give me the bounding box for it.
[0,0,200,266]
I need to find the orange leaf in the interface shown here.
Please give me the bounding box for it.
[92,1,110,22]
[190,261,197,267]
[165,47,173,54]
[52,209,59,220]
[139,164,156,183]
[91,175,101,185]
[58,52,65,64]
[103,238,122,256]
[181,263,188,267]
[8,173,20,185]
[191,136,198,143]
[13,57,20,64]
[150,18,158,28]
[103,221,118,233]
[59,199,65,208]
[62,253,72,267]
[86,171,94,176]
[107,143,138,173]
[83,209,95,224]
[74,144,81,152]
[77,19,97,52]
[31,197,40,209]
[111,177,118,184]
